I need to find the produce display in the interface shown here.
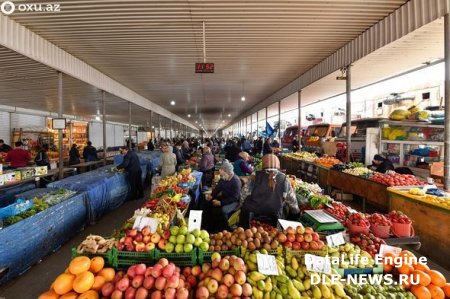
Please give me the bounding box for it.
[3,198,49,226]
[325,202,350,223]
[277,226,325,251]
[327,243,376,269]
[283,151,318,162]
[343,167,373,177]
[370,173,424,186]
[77,235,118,255]
[165,226,210,253]
[209,226,279,252]
[388,210,412,225]
[313,157,341,168]
[350,232,386,257]
[118,227,170,252]
[38,188,77,206]
[344,283,415,299]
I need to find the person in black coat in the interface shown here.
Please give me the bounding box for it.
[83,141,98,162]
[69,144,81,165]
[35,144,50,168]
[173,142,184,171]
[262,139,273,155]
[225,140,241,162]
[117,146,144,200]
[147,140,155,151]
[255,137,263,155]
[0,139,12,153]
[369,154,395,174]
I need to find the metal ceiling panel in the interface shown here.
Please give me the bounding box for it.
[5,0,407,130]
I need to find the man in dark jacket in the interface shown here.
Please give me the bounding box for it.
[255,137,263,155]
[225,140,241,162]
[117,146,144,200]
[83,141,98,162]
[35,144,50,168]
[0,139,12,153]
[263,139,273,155]
[370,154,395,174]
[173,142,184,171]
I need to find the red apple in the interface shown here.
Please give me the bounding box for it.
[304,233,313,243]
[277,233,287,243]
[295,234,304,243]
[301,242,310,250]
[304,227,314,234]
[311,233,320,241]
[292,242,301,250]
[284,241,292,248]
[287,234,296,243]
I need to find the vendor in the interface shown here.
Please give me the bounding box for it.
[69,144,81,165]
[159,143,177,178]
[181,140,192,160]
[173,142,184,171]
[83,141,98,162]
[370,154,395,173]
[147,140,155,151]
[0,139,12,153]
[263,139,273,155]
[34,144,50,168]
[199,146,215,187]
[239,154,300,228]
[234,151,254,176]
[203,160,242,233]
[5,141,31,168]
[292,136,299,152]
[117,146,144,200]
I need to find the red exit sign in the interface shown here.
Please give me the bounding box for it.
[195,63,215,73]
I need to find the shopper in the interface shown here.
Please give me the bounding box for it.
[147,140,155,151]
[83,141,98,162]
[271,138,280,148]
[203,160,241,233]
[117,146,144,200]
[173,142,184,171]
[263,138,273,155]
[199,146,215,187]
[370,154,395,173]
[225,140,241,162]
[34,144,50,168]
[5,141,31,168]
[239,154,300,228]
[241,138,252,153]
[234,151,254,176]
[0,139,12,153]
[292,136,300,152]
[69,144,81,165]
[255,137,263,155]
[181,140,192,160]
[159,144,177,178]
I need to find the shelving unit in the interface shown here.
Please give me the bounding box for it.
[379,120,444,168]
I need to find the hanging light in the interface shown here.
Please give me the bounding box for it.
[170,100,176,106]
[241,96,246,102]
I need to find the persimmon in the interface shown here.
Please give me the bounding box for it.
[414,263,430,272]
[411,270,432,287]
[411,285,432,299]
[427,284,445,299]
[443,283,450,297]
[427,270,446,288]
[398,263,414,275]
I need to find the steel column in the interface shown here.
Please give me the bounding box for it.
[297,90,301,151]
[128,102,132,150]
[444,14,450,190]
[102,91,107,165]
[278,101,281,140]
[57,72,64,179]
[346,65,352,162]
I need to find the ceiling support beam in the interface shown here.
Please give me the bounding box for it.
[102,91,107,166]
[346,65,352,163]
[0,14,196,130]
[57,71,64,180]
[297,90,301,151]
[444,13,450,190]
[128,102,132,150]
[235,0,450,122]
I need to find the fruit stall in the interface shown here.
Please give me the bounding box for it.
[33,167,450,299]
[387,187,450,270]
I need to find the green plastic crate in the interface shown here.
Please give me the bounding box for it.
[111,247,156,269]
[71,248,114,266]
[332,263,383,277]
[197,247,241,264]
[240,245,283,258]
[285,247,328,261]
[153,248,197,266]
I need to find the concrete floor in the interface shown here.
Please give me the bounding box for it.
[0,195,148,299]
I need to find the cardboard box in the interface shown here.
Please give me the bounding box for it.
[332,190,353,201]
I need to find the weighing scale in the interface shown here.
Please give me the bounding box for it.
[300,210,345,234]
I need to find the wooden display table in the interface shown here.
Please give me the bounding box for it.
[0,168,75,190]
[387,188,450,269]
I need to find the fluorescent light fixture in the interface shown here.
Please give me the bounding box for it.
[195,121,198,123]
[95,115,101,121]
[228,114,231,117]
[170,100,176,106]
[241,96,246,101]
[187,114,191,118]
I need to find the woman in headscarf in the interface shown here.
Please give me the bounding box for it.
[202,160,242,232]
[181,140,192,160]
[159,143,177,178]
[199,146,215,187]
[239,154,300,228]
[233,151,254,176]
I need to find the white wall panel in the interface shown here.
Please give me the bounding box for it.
[10,113,45,129]
[114,125,124,147]
[88,122,102,148]
[106,123,114,148]
[0,111,10,144]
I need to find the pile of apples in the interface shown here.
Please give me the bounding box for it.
[346,213,370,228]
[277,226,325,251]
[118,226,170,252]
[350,232,385,257]
[166,226,210,253]
[195,253,252,299]
[370,172,423,186]
[388,210,412,224]
[101,259,189,299]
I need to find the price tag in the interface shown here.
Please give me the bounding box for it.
[188,210,203,232]
[278,219,304,231]
[379,244,402,257]
[256,254,279,276]
[326,232,345,247]
[304,254,332,275]
[132,216,159,233]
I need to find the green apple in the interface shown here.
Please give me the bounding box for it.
[200,242,209,252]
[165,243,175,253]
[178,226,188,236]
[192,228,200,238]
[170,226,179,236]
[194,237,203,247]
[184,243,194,253]
[199,230,209,240]
[186,234,195,244]
[175,244,184,253]
[169,235,177,244]
[176,235,186,244]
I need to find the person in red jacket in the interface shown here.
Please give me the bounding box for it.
[5,141,31,168]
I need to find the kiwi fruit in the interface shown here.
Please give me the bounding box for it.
[221,245,228,251]
[263,243,272,251]
[226,240,232,247]
[210,239,216,246]
[271,240,279,249]
[236,239,242,246]
[209,246,215,251]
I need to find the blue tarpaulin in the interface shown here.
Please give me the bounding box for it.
[0,191,87,284]
[191,171,203,205]
[113,150,162,175]
[48,166,129,223]
[0,183,36,208]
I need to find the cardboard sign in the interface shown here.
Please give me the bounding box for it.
[305,254,332,275]
[379,244,402,257]
[326,232,345,247]
[278,219,304,231]
[256,254,279,276]
[188,210,203,232]
[133,216,159,233]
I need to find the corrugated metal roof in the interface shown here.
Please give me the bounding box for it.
[6,0,407,130]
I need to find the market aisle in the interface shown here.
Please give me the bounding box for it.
[0,188,150,299]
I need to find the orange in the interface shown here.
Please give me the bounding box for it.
[401,275,412,290]
[53,273,76,295]
[60,292,78,299]
[427,284,445,299]
[77,290,99,299]
[97,268,115,282]
[384,252,397,266]
[398,264,414,275]
[383,263,393,273]
[38,290,60,299]
[412,270,432,287]
[443,283,450,297]
[411,285,432,299]
[91,276,106,291]
[399,250,416,265]
[72,271,95,294]
[69,256,91,275]
[414,263,430,272]
[427,270,446,288]
[89,257,104,274]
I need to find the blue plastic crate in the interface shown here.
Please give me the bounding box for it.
[0,199,34,220]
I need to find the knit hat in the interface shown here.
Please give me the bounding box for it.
[373,154,385,162]
[239,151,249,160]
[262,154,280,170]
[220,159,234,175]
